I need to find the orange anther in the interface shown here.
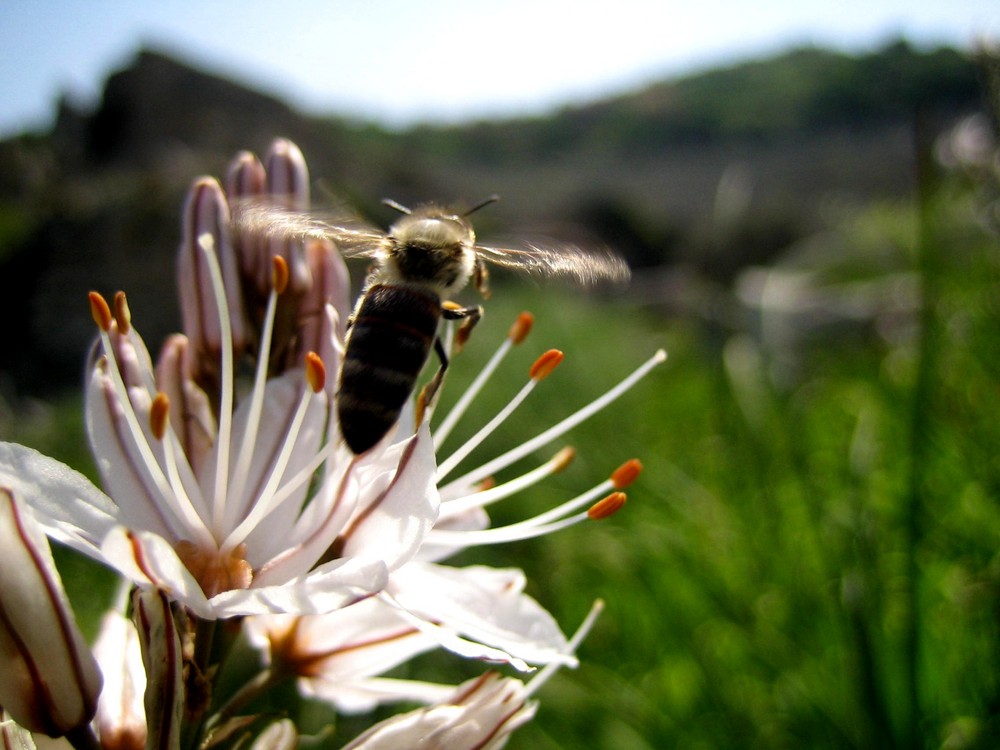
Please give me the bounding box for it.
[150,392,170,440]
[442,300,463,312]
[113,291,131,334]
[272,255,290,294]
[508,312,534,345]
[611,459,643,489]
[529,349,563,381]
[89,291,113,332]
[455,316,478,350]
[305,351,326,393]
[588,491,627,520]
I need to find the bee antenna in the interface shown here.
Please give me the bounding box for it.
[464,194,500,216]
[382,198,412,215]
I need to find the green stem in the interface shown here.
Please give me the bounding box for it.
[180,616,219,750]
[899,112,940,750]
[208,667,283,730]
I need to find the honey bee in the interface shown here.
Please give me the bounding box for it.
[234,196,629,454]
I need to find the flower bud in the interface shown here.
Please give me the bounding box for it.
[131,588,182,750]
[291,238,350,384]
[177,176,248,386]
[343,672,535,750]
[92,603,147,750]
[263,138,312,296]
[250,719,297,750]
[154,334,215,476]
[0,488,102,737]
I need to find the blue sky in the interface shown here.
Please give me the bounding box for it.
[0,0,996,137]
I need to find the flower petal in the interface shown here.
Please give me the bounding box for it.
[390,562,573,667]
[0,442,118,556]
[221,368,329,558]
[337,424,440,570]
[86,368,193,542]
[209,556,389,617]
[99,528,212,618]
[303,677,454,716]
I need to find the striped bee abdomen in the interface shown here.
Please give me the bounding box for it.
[337,283,442,454]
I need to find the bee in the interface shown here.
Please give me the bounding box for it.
[234,196,629,454]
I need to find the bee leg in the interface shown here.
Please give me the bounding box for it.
[442,302,483,353]
[473,258,491,299]
[415,336,452,427]
[415,304,481,426]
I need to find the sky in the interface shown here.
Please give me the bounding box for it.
[0,0,996,138]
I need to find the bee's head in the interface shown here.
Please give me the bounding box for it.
[386,207,478,297]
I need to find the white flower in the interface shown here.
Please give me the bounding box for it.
[340,601,604,750]
[243,312,664,715]
[0,143,439,619]
[246,561,572,714]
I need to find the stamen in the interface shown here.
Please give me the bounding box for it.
[305,351,326,393]
[272,255,289,294]
[146,346,213,515]
[526,599,605,697]
[446,350,666,490]
[424,509,587,546]
[192,231,239,535]
[610,459,642,489]
[587,491,626,519]
[221,373,320,553]
[93,310,214,549]
[437,352,561,480]
[552,446,577,473]
[433,311,534,448]
[150,392,170,440]
[441,447,575,515]
[89,291,112,331]
[263,435,339,512]
[529,349,563,381]
[113,291,131,334]
[225,269,283,516]
[508,312,534,345]
[426,474,621,547]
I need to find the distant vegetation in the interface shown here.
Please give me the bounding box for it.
[394,40,980,158]
[0,38,987,396]
[3,35,1000,750]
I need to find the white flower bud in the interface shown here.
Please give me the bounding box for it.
[0,489,102,737]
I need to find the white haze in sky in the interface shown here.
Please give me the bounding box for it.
[0,0,996,136]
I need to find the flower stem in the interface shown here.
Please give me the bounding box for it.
[209,667,282,729]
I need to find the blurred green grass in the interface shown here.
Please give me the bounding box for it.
[5,170,1000,749]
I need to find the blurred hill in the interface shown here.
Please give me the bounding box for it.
[0,40,985,395]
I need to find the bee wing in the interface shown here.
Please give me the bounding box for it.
[230,198,387,258]
[475,239,630,287]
